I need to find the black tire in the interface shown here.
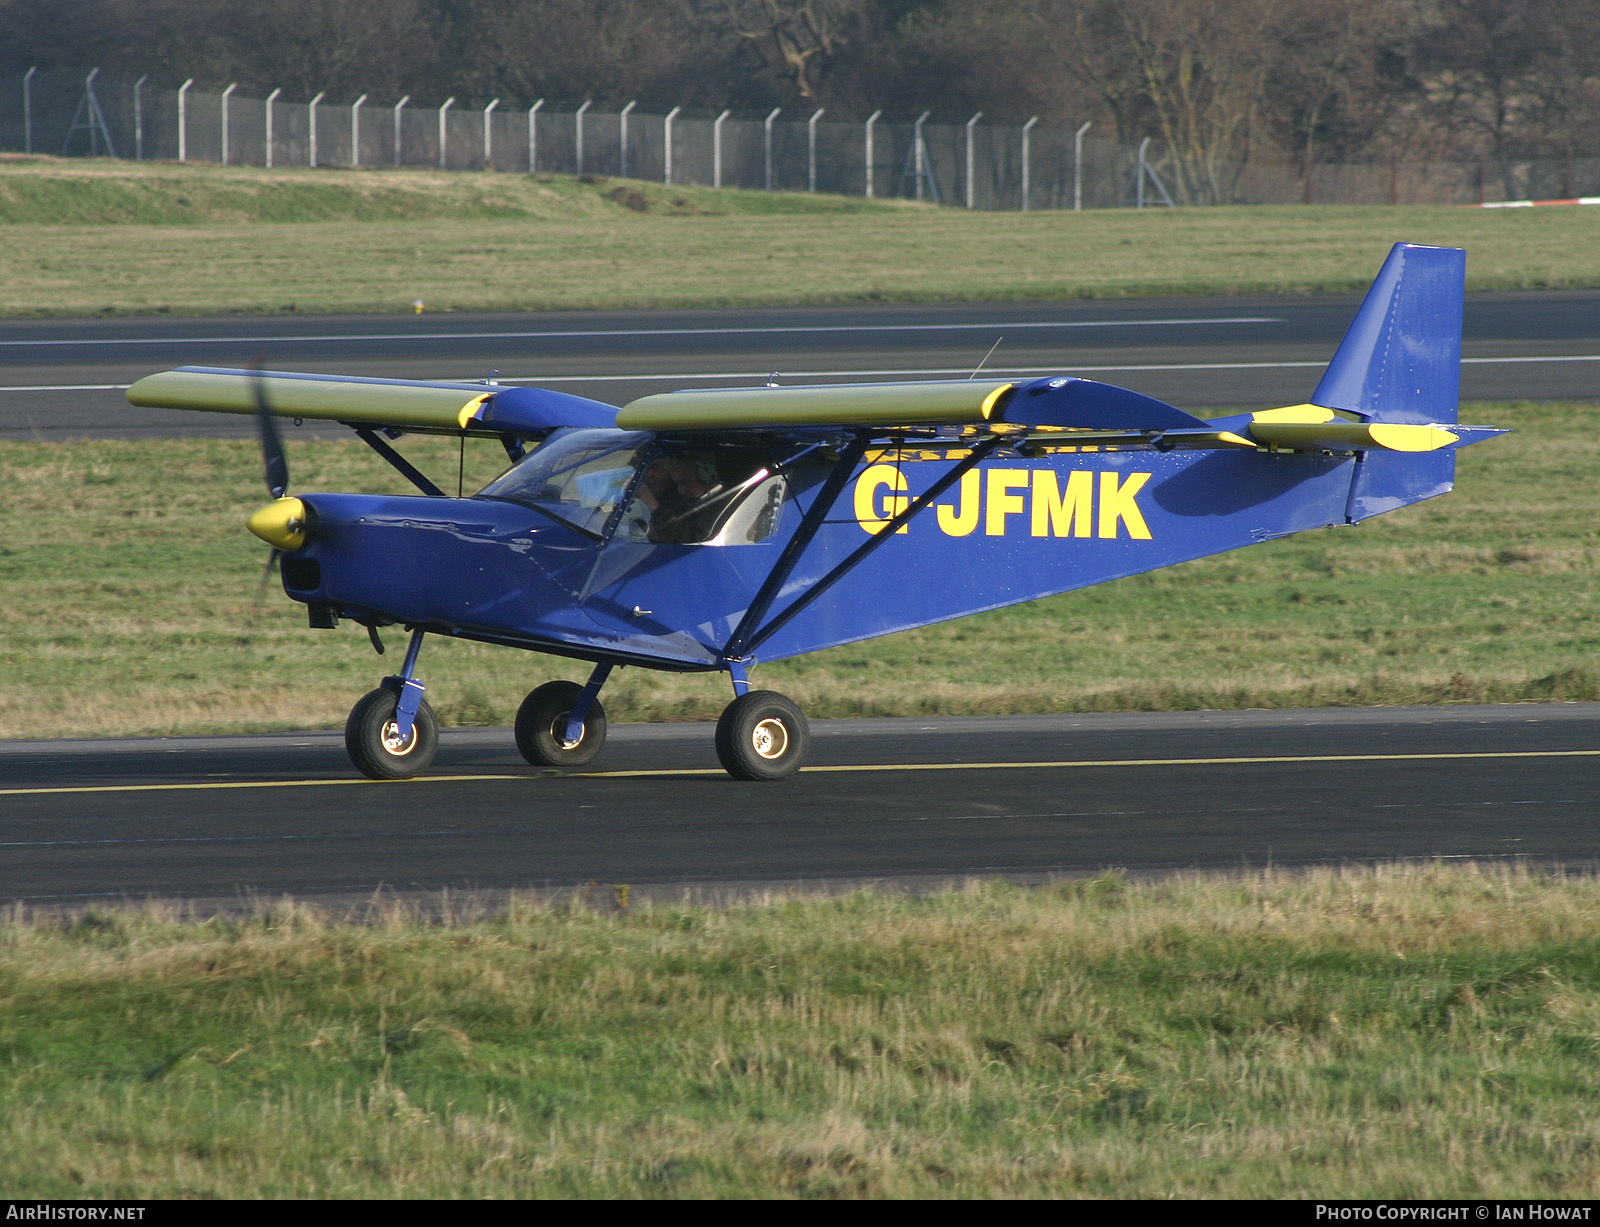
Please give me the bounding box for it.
[715,690,809,781]
[345,686,439,780]
[515,681,608,768]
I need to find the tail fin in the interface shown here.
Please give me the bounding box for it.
[1311,243,1464,425]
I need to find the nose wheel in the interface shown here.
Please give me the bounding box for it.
[515,680,608,767]
[715,690,809,781]
[345,686,439,780]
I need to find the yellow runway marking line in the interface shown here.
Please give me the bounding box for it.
[0,773,529,797]
[587,748,1600,777]
[3,748,1594,797]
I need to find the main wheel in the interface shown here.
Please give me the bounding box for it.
[715,690,809,781]
[515,681,608,768]
[345,687,439,780]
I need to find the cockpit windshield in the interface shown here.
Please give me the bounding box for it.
[476,429,650,537]
[476,428,787,545]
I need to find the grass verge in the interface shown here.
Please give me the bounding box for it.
[4,865,1600,1197]
[0,401,1593,740]
[0,158,1598,316]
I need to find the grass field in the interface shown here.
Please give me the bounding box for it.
[0,401,1593,740]
[4,865,1600,1198]
[0,156,1598,316]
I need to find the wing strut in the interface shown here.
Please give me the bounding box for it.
[726,434,1003,660]
[352,427,447,498]
[723,434,871,659]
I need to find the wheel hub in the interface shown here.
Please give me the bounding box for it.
[549,712,583,751]
[380,720,418,756]
[750,717,789,760]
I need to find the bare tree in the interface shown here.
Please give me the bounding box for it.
[4,0,1596,172]
[691,0,866,105]
[1018,0,1279,203]
[216,0,431,98]
[0,0,236,79]
[1416,0,1600,195]
[1259,0,1421,193]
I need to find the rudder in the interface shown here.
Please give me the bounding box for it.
[1311,243,1464,425]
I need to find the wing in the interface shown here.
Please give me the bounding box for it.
[126,366,618,435]
[615,376,1497,455]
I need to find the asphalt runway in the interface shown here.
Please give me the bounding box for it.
[2,290,1598,438]
[2,297,1594,910]
[2,705,1595,912]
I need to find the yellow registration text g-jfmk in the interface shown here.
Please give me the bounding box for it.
[854,465,1153,540]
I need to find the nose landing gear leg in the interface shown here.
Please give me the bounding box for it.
[515,662,612,768]
[346,627,439,780]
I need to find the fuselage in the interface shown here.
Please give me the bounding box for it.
[281,428,1447,671]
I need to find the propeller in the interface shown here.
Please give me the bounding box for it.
[254,362,290,500]
[244,361,307,552]
[238,362,302,644]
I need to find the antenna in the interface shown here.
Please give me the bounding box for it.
[968,336,1003,379]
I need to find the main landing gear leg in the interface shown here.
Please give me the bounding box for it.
[715,660,809,781]
[515,663,612,769]
[345,627,439,780]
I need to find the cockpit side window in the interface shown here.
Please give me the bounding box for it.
[479,432,787,545]
[616,446,786,546]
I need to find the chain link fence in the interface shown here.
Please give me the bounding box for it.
[5,69,1598,209]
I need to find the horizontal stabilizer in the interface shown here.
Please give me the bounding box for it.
[1202,403,1504,454]
[126,367,617,435]
[1249,420,1459,452]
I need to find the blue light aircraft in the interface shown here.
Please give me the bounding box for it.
[128,243,1503,782]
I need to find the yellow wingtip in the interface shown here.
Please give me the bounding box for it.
[457,393,491,430]
[979,383,1015,421]
[1367,423,1459,452]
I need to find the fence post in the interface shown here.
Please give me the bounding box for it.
[1021,115,1038,211]
[714,109,730,188]
[309,92,325,167]
[619,100,636,177]
[965,112,983,209]
[808,107,824,192]
[764,107,781,190]
[483,98,499,170]
[912,111,931,200]
[220,83,237,165]
[527,99,543,172]
[351,94,367,167]
[22,67,35,155]
[438,98,455,169]
[265,87,281,167]
[1073,120,1090,211]
[177,78,193,162]
[575,99,591,174]
[133,75,147,161]
[1136,136,1149,208]
[392,95,408,166]
[663,105,680,184]
[864,109,881,198]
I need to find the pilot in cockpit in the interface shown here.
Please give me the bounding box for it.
[631,453,725,543]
